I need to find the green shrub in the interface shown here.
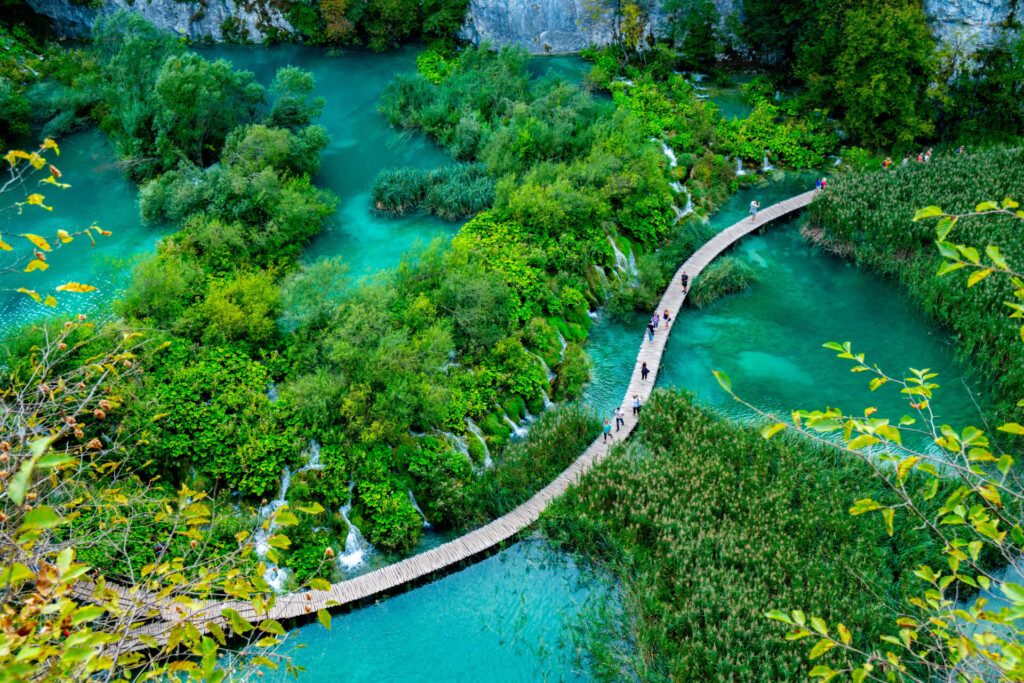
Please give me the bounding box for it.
[553,343,591,402]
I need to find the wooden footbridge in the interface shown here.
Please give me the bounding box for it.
[83,190,817,649]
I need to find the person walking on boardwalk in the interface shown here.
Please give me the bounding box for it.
[647,321,655,341]
[641,361,650,381]
[663,308,671,328]
[680,272,689,293]
[883,157,893,170]
[632,394,642,416]
[603,418,613,443]
[651,312,660,330]
[614,406,625,431]
[749,199,760,221]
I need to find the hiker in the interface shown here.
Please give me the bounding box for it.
[663,308,672,328]
[603,418,613,442]
[883,157,893,170]
[651,312,660,330]
[902,156,910,167]
[815,177,823,191]
[916,153,924,163]
[646,321,655,341]
[925,148,933,163]
[749,199,760,221]
[632,394,642,416]
[680,272,689,293]
[957,145,965,155]
[614,406,625,431]
[819,178,827,191]
[641,361,650,381]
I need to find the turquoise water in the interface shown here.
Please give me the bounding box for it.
[0,129,164,332]
[707,73,755,121]
[276,541,609,682]
[582,174,984,452]
[529,55,591,86]
[198,45,462,280]
[582,173,814,419]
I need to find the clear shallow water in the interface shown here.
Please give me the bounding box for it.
[582,174,815,419]
[198,45,462,280]
[0,129,165,332]
[275,541,608,682]
[707,73,755,121]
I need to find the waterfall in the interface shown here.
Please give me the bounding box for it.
[613,76,635,87]
[556,331,568,358]
[531,352,556,382]
[254,466,293,592]
[339,482,371,572]
[465,418,492,468]
[608,235,629,273]
[587,310,601,321]
[735,157,747,176]
[407,488,432,528]
[669,181,684,193]
[762,153,775,173]
[681,186,694,215]
[653,138,678,168]
[672,204,685,223]
[502,413,529,439]
[266,383,279,402]
[833,156,842,167]
[304,440,323,470]
[774,90,782,101]
[440,431,472,465]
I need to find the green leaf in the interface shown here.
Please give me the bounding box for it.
[0,563,34,587]
[809,665,838,681]
[273,509,299,527]
[20,505,62,531]
[975,201,999,212]
[317,608,332,631]
[850,498,882,515]
[986,245,1009,270]
[297,502,326,515]
[267,534,291,550]
[259,619,286,636]
[760,422,786,440]
[810,616,828,636]
[809,638,835,660]
[1001,582,1024,605]
[712,370,732,394]
[882,508,894,536]
[71,605,106,626]
[765,610,793,624]
[998,422,1024,435]
[913,206,943,221]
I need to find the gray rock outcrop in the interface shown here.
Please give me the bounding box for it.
[26,0,294,42]
[924,0,1015,49]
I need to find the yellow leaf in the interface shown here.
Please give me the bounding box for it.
[22,233,51,251]
[0,238,11,251]
[25,194,52,211]
[56,282,97,293]
[56,230,72,244]
[28,153,45,170]
[16,288,41,303]
[40,175,70,189]
[41,138,60,155]
[24,259,49,273]
[43,296,57,307]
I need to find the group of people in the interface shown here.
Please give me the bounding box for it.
[646,308,673,341]
[884,146,963,170]
[602,394,646,442]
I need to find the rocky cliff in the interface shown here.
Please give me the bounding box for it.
[26,0,294,42]
[461,0,1015,55]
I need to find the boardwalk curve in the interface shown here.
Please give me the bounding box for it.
[91,190,818,648]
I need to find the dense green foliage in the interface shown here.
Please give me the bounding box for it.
[289,0,468,50]
[807,147,1024,418]
[687,254,757,308]
[546,391,943,680]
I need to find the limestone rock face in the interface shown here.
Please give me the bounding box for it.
[923,0,1015,49]
[459,0,666,54]
[26,0,294,42]
[461,0,1015,54]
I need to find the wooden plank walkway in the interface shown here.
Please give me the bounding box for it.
[92,190,817,649]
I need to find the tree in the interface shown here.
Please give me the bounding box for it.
[663,0,723,69]
[267,66,324,130]
[718,198,1024,680]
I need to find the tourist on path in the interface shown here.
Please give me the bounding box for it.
[632,394,642,415]
[957,145,965,155]
[820,178,827,191]
[680,272,689,293]
[614,407,625,431]
[916,153,924,163]
[883,157,893,170]
[815,178,822,191]
[641,361,650,381]
[749,199,760,221]
[663,308,672,328]
[925,148,933,163]
[651,312,660,330]
[647,321,655,341]
[603,419,613,443]
[902,156,910,167]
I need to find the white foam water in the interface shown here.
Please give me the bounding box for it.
[339,481,371,572]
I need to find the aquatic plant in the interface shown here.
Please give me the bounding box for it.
[687,255,758,308]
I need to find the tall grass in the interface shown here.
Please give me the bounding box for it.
[807,147,1024,417]
[371,163,494,219]
[687,255,757,308]
[544,390,945,681]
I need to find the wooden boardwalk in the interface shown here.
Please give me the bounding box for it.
[86,190,817,648]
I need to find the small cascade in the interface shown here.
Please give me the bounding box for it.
[338,482,371,572]
[762,153,776,173]
[303,439,323,471]
[833,156,842,167]
[654,139,678,168]
[266,383,279,402]
[502,413,529,440]
[680,185,694,215]
[407,488,432,528]
[465,418,492,468]
[613,76,635,87]
[540,389,554,411]
[440,431,472,465]
[254,466,293,591]
[556,331,568,358]
[774,90,782,101]
[531,352,556,382]
[669,181,685,193]
[608,235,629,273]
[592,264,610,294]
[587,310,601,321]
[672,204,686,223]
[735,157,748,176]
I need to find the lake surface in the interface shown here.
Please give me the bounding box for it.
[582,174,985,453]
[200,44,462,281]
[275,540,609,682]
